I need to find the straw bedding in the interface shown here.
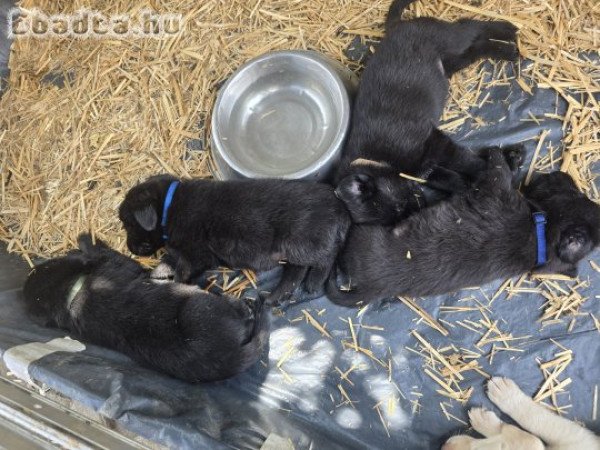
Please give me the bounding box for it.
[0,0,597,262]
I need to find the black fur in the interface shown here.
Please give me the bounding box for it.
[22,235,269,382]
[335,171,425,225]
[327,150,600,307]
[334,0,520,223]
[119,176,351,304]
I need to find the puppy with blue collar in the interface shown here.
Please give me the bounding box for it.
[326,148,600,307]
[118,175,351,305]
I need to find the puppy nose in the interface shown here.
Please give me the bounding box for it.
[138,243,153,254]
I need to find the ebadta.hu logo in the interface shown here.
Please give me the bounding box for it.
[7,8,184,39]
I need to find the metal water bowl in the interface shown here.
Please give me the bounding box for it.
[211,50,357,181]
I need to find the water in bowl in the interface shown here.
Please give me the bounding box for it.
[224,66,341,177]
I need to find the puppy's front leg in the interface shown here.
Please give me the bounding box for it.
[424,166,469,194]
[174,257,194,283]
[476,147,514,194]
[422,129,486,181]
[164,248,195,284]
[265,264,308,306]
[166,247,215,284]
[477,143,524,187]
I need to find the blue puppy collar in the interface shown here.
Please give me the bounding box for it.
[533,212,547,266]
[161,181,180,241]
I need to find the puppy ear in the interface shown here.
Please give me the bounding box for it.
[77,234,95,254]
[133,205,158,231]
[77,233,109,254]
[558,227,592,264]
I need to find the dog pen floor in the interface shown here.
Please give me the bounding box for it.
[0,1,598,449]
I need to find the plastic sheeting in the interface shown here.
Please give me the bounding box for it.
[0,13,599,450]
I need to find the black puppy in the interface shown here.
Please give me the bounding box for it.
[336,131,525,225]
[335,0,520,224]
[119,176,351,304]
[23,234,269,382]
[327,149,600,307]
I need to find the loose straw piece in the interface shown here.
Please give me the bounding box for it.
[593,385,598,421]
[302,310,332,339]
[398,297,449,336]
[399,173,427,183]
[412,331,464,381]
[525,129,551,185]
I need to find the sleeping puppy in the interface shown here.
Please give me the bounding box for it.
[334,0,520,224]
[22,234,269,382]
[443,377,600,450]
[119,175,351,304]
[336,134,525,225]
[326,148,600,307]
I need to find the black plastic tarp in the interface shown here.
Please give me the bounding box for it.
[1,246,600,449]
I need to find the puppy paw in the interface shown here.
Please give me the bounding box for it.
[484,20,518,43]
[242,296,259,318]
[303,269,328,296]
[503,42,520,61]
[502,144,525,171]
[425,166,469,194]
[173,265,194,284]
[487,377,527,414]
[468,407,503,437]
[482,146,504,164]
[263,292,286,308]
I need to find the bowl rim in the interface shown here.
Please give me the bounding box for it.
[211,49,351,179]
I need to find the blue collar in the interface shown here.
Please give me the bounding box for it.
[532,212,547,266]
[161,181,180,241]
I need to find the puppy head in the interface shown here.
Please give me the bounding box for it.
[118,174,177,256]
[524,172,600,275]
[335,173,424,225]
[23,252,88,328]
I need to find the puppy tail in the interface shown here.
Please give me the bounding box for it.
[385,0,417,32]
[325,268,368,308]
[238,295,270,371]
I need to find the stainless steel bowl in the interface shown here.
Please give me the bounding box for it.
[211,50,357,180]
